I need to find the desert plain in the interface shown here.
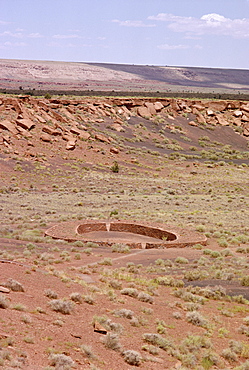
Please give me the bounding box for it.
[0,60,249,370]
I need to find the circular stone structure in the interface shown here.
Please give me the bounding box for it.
[45,220,207,249]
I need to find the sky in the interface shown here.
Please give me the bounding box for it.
[0,0,249,69]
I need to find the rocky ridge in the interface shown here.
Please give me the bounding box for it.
[0,95,248,159]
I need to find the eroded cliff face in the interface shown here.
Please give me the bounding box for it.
[0,96,248,155]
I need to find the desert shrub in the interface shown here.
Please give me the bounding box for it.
[142,344,159,355]
[83,295,95,305]
[21,314,32,324]
[138,292,154,304]
[241,276,249,286]
[111,161,119,173]
[172,311,182,319]
[175,256,189,264]
[243,316,249,326]
[239,325,249,336]
[120,288,139,298]
[143,333,176,352]
[141,307,153,315]
[109,280,122,290]
[105,319,124,334]
[70,292,82,303]
[122,350,142,366]
[49,353,74,369]
[0,294,9,309]
[98,258,112,266]
[80,344,97,360]
[72,240,85,248]
[114,309,134,319]
[180,334,212,353]
[45,289,58,299]
[130,317,140,327]
[101,333,122,352]
[229,340,243,354]
[186,311,209,328]
[12,303,26,311]
[221,348,238,363]
[156,276,184,288]
[49,299,74,315]
[111,243,130,253]
[4,278,24,292]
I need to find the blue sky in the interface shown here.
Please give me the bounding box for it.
[0,0,249,69]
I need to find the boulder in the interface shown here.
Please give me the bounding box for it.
[243,123,249,136]
[241,114,249,122]
[0,286,10,293]
[79,131,91,140]
[95,133,110,143]
[35,115,47,123]
[241,103,249,114]
[16,118,35,130]
[42,125,61,136]
[154,102,164,112]
[188,121,198,126]
[40,133,52,142]
[0,120,18,135]
[206,109,214,116]
[144,102,156,115]
[216,114,229,126]
[110,123,125,132]
[233,110,243,117]
[206,101,227,112]
[66,138,76,150]
[137,106,151,118]
[110,147,119,154]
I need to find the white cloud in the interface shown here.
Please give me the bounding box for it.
[28,33,43,38]
[3,41,26,47]
[52,34,82,39]
[148,13,249,38]
[0,30,23,38]
[112,19,155,28]
[157,43,189,50]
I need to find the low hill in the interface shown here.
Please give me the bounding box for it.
[0,59,249,95]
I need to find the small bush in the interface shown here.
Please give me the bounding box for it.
[111,243,130,253]
[175,257,189,264]
[0,294,9,309]
[186,311,209,328]
[109,280,122,290]
[122,350,142,366]
[80,344,97,360]
[114,309,134,319]
[121,288,138,298]
[101,333,122,352]
[138,292,154,304]
[84,295,95,305]
[49,299,74,315]
[49,353,74,369]
[5,278,24,292]
[70,292,82,303]
[45,289,58,299]
[221,348,238,363]
[111,161,119,173]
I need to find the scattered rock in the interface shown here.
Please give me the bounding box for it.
[16,118,35,130]
[0,286,10,293]
[0,119,18,134]
[40,133,52,142]
[66,138,77,150]
[137,106,151,118]
[93,321,107,334]
[110,147,119,154]
[95,133,110,143]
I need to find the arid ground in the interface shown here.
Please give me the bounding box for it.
[0,93,249,370]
